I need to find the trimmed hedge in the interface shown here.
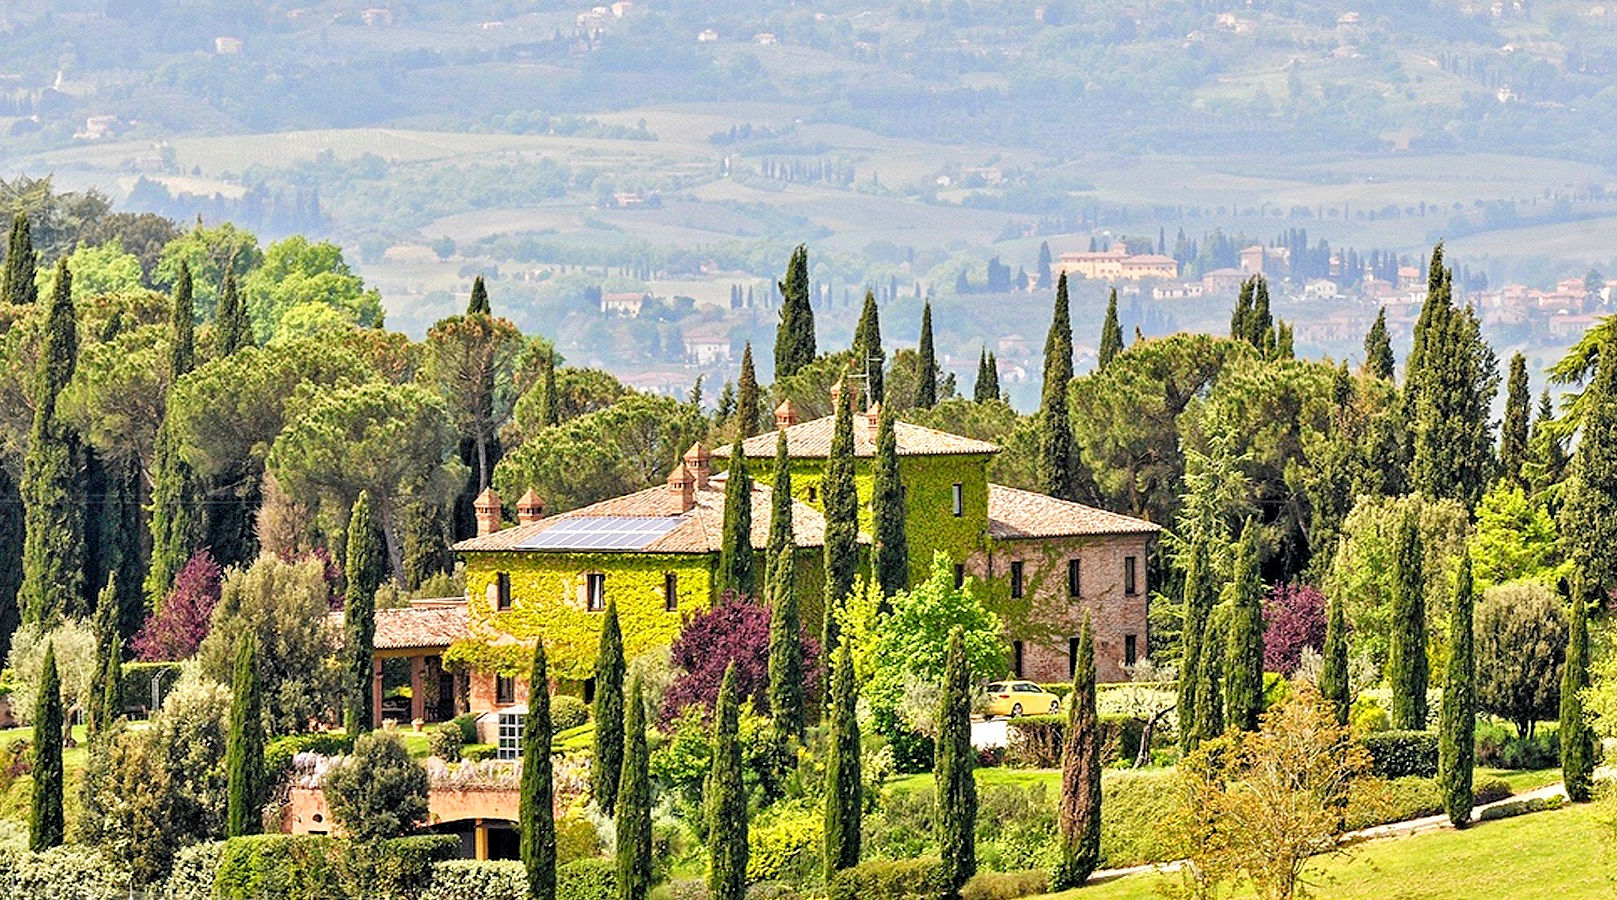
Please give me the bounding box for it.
[961,869,1051,900]
[120,661,185,714]
[421,860,526,900]
[1477,794,1563,821]
[214,834,458,900]
[551,695,589,731]
[747,808,822,884]
[264,732,357,782]
[0,846,134,899]
[1472,777,1512,806]
[556,857,616,900]
[1361,730,1438,778]
[1005,714,1145,768]
[827,856,946,900]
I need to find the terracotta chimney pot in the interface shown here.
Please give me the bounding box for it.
[474,487,503,537]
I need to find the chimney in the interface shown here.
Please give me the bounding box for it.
[829,378,844,411]
[774,398,799,429]
[865,401,882,441]
[516,488,545,525]
[667,461,696,513]
[683,442,711,489]
[474,487,503,537]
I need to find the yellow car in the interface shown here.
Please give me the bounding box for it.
[982,680,1061,718]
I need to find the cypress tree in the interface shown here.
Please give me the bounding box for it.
[1560,340,1617,593]
[468,274,491,315]
[21,258,84,626]
[852,290,885,404]
[936,628,977,896]
[521,638,557,900]
[1319,591,1351,727]
[592,599,626,810]
[540,350,559,427]
[1192,610,1225,740]
[1439,553,1476,827]
[765,429,793,590]
[1036,241,1052,289]
[0,467,21,661]
[706,664,748,900]
[984,351,999,400]
[217,271,251,355]
[616,676,653,900]
[343,491,383,735]
[1250,277,1275,355]
[823,644,861,881]
[2,211,37,306]
[767,546,805,739]
[144,413,201,606]
[1560,584,1596,802]
[1222,520,1265,733]
[736,342,761,437]
[1498,352,1530,489]
[88,575,123,738]
[916,301,937,409]
[1407,246,1498,509]
[973,347,992,402]
[718,436,757,596]
[169,262,195,381]
[1275,320,1294,359]
[1528,390,1569,494]
[822,386,859,655]
[1388,508,1428,730]
[1039,274,1079,500]
[1230,278,1253,341]
[30,643,63,850]
[1176,538,1214,753]
[871,405,909,597]
[774,245,815,379]
[1098,288,1123,369]
[1055,617,1100,888]
[1365,307,1395,379]
[225,631,264,837]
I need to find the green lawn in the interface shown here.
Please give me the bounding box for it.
[1033,802,1616,899]
[887,766,1562,800]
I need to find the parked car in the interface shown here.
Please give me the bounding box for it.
[982,680,1060,718]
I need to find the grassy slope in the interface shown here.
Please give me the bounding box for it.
[1036,802,1615,900]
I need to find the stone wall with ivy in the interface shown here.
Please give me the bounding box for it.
[456,551,716,681]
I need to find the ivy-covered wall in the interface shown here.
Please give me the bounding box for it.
[739,452,991,589]
[460,551,716,680]
[455,546,831,683]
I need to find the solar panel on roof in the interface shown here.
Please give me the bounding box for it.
[515,516,686,551]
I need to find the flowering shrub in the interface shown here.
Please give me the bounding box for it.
[1261,583,1327,674]
[132,550,222,661]
[661,591,819,723]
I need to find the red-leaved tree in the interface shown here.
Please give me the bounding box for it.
[131,550,223,661]
[1262,583,1328,674]
[661,591,820,723]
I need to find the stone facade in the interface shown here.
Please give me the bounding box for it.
[971,533,1151,683]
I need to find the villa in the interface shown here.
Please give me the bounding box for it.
[366,395,1160,743]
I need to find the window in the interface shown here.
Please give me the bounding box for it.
[1010,561,1024,599]
[1125,634,1138,666]
[495,572,512,610]
[1012,640,1024,678]
[585,573,606,611]
[583,678,596,705]
[664,572,678,612]
[951,483,964,517]
[1067,559,1081,598]
[497,710,525,760]
[496,674,516,706]
[1069,637,1080,676]
[953,564,965,589]
[1124,556,1138,595]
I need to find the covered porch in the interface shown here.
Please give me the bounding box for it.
[368,600,473,728]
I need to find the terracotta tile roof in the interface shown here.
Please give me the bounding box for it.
[987,484,1160,539]
[366,602,470,651]
[452,477,852,554]
[713,413,999,460]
